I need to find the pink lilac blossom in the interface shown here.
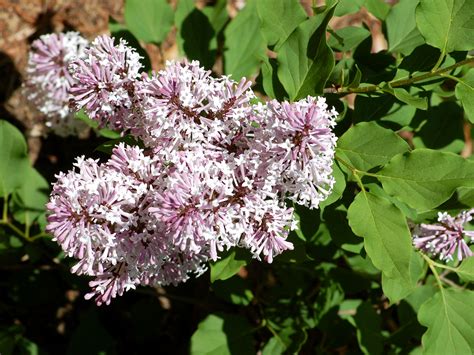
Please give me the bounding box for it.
[69,35,143,129]
[48,35,338,305]
[412,209,474,262]
[24,32,89,136]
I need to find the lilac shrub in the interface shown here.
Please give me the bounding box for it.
[45,35,338,305]
[23,32,89,136]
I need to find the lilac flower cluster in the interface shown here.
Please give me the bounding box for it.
[412,209,474,262]
[46,35,338,305]
[24,32,89,136]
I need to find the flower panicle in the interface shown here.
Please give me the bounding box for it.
[412,209,474,262]
[46,35,338,305]
[23,31,89,136]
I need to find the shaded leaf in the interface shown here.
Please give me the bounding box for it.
[191,314,254,355]
[175,0,216,69]
[354,301,384,355]
[413,102,464,153]
[212,276,253,306]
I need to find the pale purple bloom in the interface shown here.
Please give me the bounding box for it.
[252,97,338,208]
[69,35,143,129]
[23,31,89,136]
[412,209,474,262]
[46,35,339,305]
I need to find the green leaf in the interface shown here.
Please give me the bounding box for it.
[416,0,474,53]
[190,314,254,355]
[224,0,266,80]
[334,0,364,16]
[418,289,474,354]
[98,128,121,139]
[381,251,424,303]
[0,120,30,197]
[124,0,173,44]
[364,0,390,20]
[386,0,424,55]
[277,1,337,100]
[256,0,307,48]
[456,257,474,282]
[380,101,417,128]
[75,110,98,129]
[11,167,48,225]
[405,282,438,312]
[262,337,285,355]
[354,301,384,355]
[387,87,428,110]
[210,249,248,282]
[266,324,307,354]
[376,149,474,210]
[348,65,362,88]
[336,121,410,172]
[457,186,474,206]
[454,69,474,123]
[328,26,371,52]
[347,192,414,286]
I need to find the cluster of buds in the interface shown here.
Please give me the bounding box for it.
[23,32,89,136]
[44,35,338,305]
[412,209,474,262]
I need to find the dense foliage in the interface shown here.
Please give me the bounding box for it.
[1,0,474,354]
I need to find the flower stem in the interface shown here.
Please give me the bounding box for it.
[324,57,474,95]
[2,195,8,222]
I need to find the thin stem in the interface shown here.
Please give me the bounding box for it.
[29,232,51,241]
[324,57,474,95]
[439,72,463,84]
[431,51,446,72]
[422,253,444,290]
[334,155,354,171]
[429,259,459,273]
[335,155,366,191]
[0,221,27,240]
[24,215,30,240]
[2,195,8,222]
